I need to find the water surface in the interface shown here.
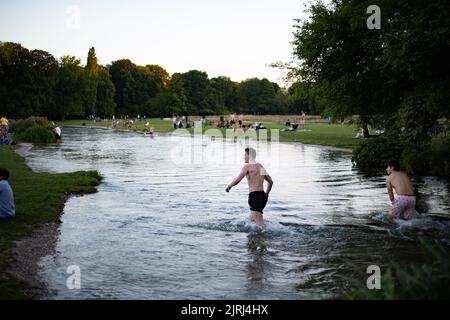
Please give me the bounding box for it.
[23,127,450,299]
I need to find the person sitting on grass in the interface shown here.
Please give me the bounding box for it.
[284,123,299,131]
[355,129,364,139]
[0,168,15,219]
[375,127,384,135]
[255,123,266,130]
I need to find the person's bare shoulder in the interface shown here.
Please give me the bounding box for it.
[399,171,410,179]
[258,163,268,175]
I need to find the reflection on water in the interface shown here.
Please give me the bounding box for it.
[23,127,450,299]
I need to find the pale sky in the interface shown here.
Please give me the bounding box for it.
[0,0,308,84]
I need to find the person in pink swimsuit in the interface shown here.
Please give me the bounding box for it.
[226,147,273,230]
[386,160,418,220]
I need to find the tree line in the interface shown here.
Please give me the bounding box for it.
[0,42,320,120]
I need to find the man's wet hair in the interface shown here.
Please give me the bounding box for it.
[245,147,256,159]
[0,168,10,180]
[387,160,400,171]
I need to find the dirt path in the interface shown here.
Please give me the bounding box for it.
[6,144,61,298]
[14,143,33,157]
[9,222,60,298]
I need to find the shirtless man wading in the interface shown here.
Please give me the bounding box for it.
[226,147,273,230]
[386,160,418,220]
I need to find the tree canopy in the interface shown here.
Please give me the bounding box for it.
[291,0,450,144]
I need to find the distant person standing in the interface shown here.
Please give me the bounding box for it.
[54,125,63,144]
[226,147,273,230]
[238,114,244,127]
[327,111,333,125]
[0,168,15,219]
[300,110,306,130]
[172,115,177,129]
[386,160,418,220]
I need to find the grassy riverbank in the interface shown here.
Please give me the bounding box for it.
[0,145,102,299]
[62,118,359,149]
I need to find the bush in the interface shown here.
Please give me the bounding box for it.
[9,117,57,144]
[351,138,404,169]
[400,137,450,177]
[400,147,428,176]
[13,124,55,144]
[427,152,450,177]
[9,117,49,134]
[425,138,450,177]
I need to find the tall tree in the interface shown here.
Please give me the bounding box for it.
[126,66,160,115]
[95,67,116,117]
[83,47,100,116]
[288,81,325,115]
[86,47,99,75]
[109,60,160,116]
[109,59,136,115]
[237,78,286,114]
[166,73,187,116]
[54,56,89,119]
[0,42,59,118]
[179,70,211,115]
[146,64,170,88]
[210,76,237,114]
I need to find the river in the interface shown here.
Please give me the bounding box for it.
[23,126,450,299]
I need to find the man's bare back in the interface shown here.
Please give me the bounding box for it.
[387,171,414,198]
[386,162,418,220]
[231,163,267,193]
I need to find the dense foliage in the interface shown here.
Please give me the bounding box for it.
[351,138,403,169]
[290,0,449,174]
[291,0,449,147]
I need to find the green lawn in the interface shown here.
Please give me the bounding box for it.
[62,118,174,132]
[62,119,360,149]
[264,122,359,148]
[0,145,102,299]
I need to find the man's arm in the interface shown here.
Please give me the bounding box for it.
[264,174,273,196]
[260,165,273,196]
[386,177,395,203]
[226,165,248,192]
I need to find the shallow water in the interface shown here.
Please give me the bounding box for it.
[23,127,450,299]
